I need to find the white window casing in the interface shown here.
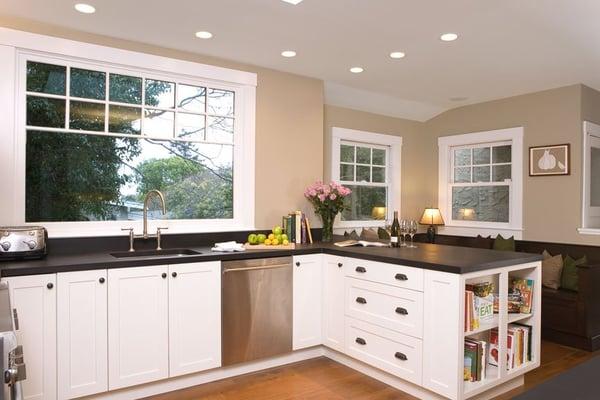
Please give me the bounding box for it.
[438,127,524,239]
[0,27,256,237]
[331,127,402,230]
[579,121,600,235]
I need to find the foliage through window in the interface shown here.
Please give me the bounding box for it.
[450,142,512,223]
[24,60,235,222]
[338,141,389,221]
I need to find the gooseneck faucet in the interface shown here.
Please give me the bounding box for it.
[143,190,166,239]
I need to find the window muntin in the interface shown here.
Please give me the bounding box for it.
[450,142,512,224]
[24,59,237,223]
[338,141,389,221]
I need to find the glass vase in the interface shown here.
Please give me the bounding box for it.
[320,212,335,242]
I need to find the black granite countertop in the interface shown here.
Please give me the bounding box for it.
[0,240,542,277]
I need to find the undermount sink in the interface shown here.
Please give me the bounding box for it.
[110,248,201,258]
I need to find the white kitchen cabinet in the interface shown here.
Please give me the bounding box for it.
[57,269,108,399]
[322,255,345,352]
[108,265,169,390]
[168,262,221,377]
[292,254,323,350]
[6,274,57,400]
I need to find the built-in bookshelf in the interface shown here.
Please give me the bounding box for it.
[460,262,542,399]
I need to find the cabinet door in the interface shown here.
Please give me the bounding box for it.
[6,274,57,400]
[57,270,107,399]
[322,255,346,352]
[292,254,323,350]
[169,262,221,377]
[108,266,169,390]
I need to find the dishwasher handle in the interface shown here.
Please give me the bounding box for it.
[222,263,290,274]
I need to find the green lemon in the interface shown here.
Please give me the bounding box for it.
[273,226,283,235]
[257,234,267,244]
[247,234,258,245]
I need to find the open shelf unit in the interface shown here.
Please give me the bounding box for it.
[459,262,542,400]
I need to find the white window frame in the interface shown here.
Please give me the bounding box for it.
[331,127,402,230]
[579,121,600,235]
[0,27,256,237]
[438,127,523,239]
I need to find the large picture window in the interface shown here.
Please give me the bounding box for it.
[24,59,235,223]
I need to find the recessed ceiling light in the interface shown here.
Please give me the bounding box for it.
[350,67,364,74]
[282,0,304,4]
[195,31,213,39]
[389,51,406,59]
[74,3,95,14]
[440,33,459,42]
[281,50,297,58]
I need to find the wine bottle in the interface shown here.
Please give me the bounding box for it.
[390,211,400,247]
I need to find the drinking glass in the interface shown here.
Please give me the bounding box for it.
[400,219,408,247]
[407,220,418,248]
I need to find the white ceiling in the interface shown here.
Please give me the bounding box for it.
[2,0,600,121]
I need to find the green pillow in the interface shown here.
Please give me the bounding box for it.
[561,255,587,291]
[493,235,515,251]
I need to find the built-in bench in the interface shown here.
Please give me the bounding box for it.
[415,234,600,351]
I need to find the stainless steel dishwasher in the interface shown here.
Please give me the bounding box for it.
[221,257,292,366]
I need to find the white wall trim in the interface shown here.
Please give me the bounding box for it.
[438,127,524,239]
[581,121,600,232]
[0,28,257,237]
[331,127,402,229]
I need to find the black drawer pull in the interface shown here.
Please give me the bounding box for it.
[99,277,105,284]
[395,273,408,281]
[356,266,367,273]
[356,297,367,304]
[161,273,167,279]
[395,352,407,361]
[395,307,408,315]
[172,272,178,278]
[46,283,53,290]
[355,337,366,345]
[338,263,343,268]
[295,261,300,267]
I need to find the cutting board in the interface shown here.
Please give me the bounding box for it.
[244,243,296,250]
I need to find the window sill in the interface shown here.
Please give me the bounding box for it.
[439,225,523,240]
[577,228,600,236]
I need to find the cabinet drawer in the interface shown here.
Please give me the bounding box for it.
[345,317,422,385]
[345,278,423,338]
[346,258,423,292]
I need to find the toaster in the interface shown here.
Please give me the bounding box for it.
[0,226,47,261]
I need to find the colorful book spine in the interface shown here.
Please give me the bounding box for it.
[301,214,307,244]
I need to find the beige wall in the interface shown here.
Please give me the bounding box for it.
[0,17,324,230]
[425,85,598,245]
[582,85,600,126]
[324,105,429,222]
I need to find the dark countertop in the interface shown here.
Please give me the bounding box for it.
[0,241,542,277]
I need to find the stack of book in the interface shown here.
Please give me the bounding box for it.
[465,282,495,332]
[488,324,532,371]
[464,339,487,382]
[508,278,534,314]
[282,211,313,244]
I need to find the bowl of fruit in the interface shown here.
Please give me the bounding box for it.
[245,226,295,249]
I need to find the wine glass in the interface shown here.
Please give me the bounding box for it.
[407,220,418,248]
[400,219,408,247]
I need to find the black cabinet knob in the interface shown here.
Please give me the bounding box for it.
[355,297,367,304]
[395,307,408,315]
[295,261,300,267]
[355,337,367,345]
[161,273,167,279]
[172,272,177,278]
[46,283,53,290]
[394,352,407,361]
[99,277,105,284]
[395,273,408,281]
[337,263,343,268]
[355,266,367,273]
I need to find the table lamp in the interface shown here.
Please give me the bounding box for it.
[419,207,444,243]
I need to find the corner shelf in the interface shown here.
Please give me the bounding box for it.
[508,313,532,324]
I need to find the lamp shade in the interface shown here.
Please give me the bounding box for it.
[419,208,444,226]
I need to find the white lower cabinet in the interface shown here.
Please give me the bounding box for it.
[57,269,108,399]
[108,265,170,390]
[5,274,57,400]
[322,255,346,352]
[292,254,323,350]
[168,262,221,377]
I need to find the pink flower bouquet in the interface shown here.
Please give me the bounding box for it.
[304,181,352,241]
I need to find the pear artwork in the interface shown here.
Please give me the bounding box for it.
[537,149,564,171]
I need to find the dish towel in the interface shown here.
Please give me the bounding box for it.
[211,241,246,252]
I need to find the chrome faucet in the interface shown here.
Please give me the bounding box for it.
[142,190,167,239]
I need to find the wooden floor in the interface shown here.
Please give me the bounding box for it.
[147,341,598,400]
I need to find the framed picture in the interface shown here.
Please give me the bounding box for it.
[529,144,570,176]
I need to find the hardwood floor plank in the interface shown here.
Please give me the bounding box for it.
[145,341,597,400]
